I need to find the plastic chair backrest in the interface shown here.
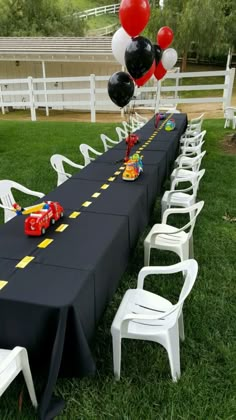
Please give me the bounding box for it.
[79,144,102,166]
[0,179,44,223]
[172,169,205,197]
[100,134,119,152]
[162,200,204,239]
[116,126,128,142]
[0,346,38,407]
[136,259,198,326]
[50,154,83,186]
[189,113,205,125]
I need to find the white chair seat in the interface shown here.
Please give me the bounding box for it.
[145,223,188,249]
[162,191,194,209]
[171,168,197,183]
[112,289,173,337]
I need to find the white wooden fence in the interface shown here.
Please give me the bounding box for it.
[73,4,119,19]
[87,23,118,36]
[0,68,235,122]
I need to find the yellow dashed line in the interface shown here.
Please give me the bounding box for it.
[0,280,8,290]
[69,211,80,218]
[38,238,54,248]
[108,177,116,181]
[55,224,69,232]
[16,256,35,269]
[114,171,121,175]
[92,192,101,198]
[82,201,92,207]
[101,184,109,190]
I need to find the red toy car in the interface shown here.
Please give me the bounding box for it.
[24,201,64,236]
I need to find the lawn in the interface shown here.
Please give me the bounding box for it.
[0,118,235,419]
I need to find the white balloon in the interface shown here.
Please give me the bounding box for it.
[161,48,178,70]
[112,27,131,66]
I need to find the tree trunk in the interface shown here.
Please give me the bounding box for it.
[181,51,188,72]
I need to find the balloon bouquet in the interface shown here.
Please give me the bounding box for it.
[108,0,178,109]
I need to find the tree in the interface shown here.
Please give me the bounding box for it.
[148,0,227,71]
[0,0,86,36]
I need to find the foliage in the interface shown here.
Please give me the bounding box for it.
[0,117,235,419]
[148,0,235,70]
[0,0,86,36]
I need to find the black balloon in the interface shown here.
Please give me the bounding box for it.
[108,71,135,108]
[153,44,163,65]
[125,36,155,80]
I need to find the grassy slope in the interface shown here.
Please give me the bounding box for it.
[0,118,235,418]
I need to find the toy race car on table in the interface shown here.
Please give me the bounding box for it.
[24,201,64,236]
[122,153,143,181]
[165,118,176,131]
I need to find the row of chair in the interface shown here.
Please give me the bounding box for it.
[110,112,206,382]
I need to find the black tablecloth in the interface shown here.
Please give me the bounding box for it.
[0,113,187,419]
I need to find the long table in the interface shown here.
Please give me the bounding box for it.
[0,113,187,419]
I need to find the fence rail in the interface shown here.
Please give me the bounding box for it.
[87,23,118,36]
[0,68,234,122]
[73,4,119,19]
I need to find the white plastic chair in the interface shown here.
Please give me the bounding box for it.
[224,107,236,129]
[79,144,102,166]
[116,126,129,142]
[134,112,148,124]
[50,154,84,186]
[182,116,205,139]
[180,129,206,148]
[170,150,206,185]
[180,129,206,147]
[122,120,134,134]
[161,169,205,216]
[144,201,204,265]
[111,259,198,381]
[0,346,38,408]
[0,180,44,223]
[187,113,205,128]
[100,134,120,152]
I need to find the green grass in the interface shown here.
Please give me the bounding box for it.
[0,118,236,419]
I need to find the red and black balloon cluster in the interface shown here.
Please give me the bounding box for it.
[108,0,178,108]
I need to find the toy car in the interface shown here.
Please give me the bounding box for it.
[24,201,64,236]
[122,153,143,181]
[165,119,176,131]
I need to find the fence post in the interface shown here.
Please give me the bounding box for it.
[0,85,5,115]
[90,74,96,122]
[42,61,49,116]
[224,68,235,109]
[27,76,36,121]
[155,80,161,113]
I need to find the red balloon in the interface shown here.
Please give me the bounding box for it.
[119,0,150,37]
[157,26,174,49]
[154,61,167,81]
[134,60,155,87]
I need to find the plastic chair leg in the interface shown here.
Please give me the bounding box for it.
[161,200,167,218]
[21,349,38,408]
[166,326,181,382]
[178,311,185,342]
[112,333,122,380]
[189,236,194,258]
[144,243,151,266]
